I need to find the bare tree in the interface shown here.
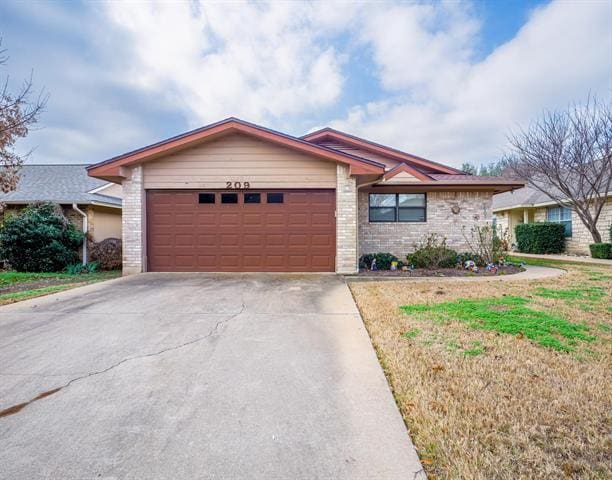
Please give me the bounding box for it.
[504,97,612,243]
[0,39,48,194]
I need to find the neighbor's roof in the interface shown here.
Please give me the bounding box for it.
[493,185,612,211]
[0,164,121,206]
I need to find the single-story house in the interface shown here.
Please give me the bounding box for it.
[0,164,122,260]
[493,187,612,255]
[87,118,523,274]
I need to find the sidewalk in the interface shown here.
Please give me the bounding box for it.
[509,252,612,266]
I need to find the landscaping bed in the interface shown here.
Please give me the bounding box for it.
[358,264,524,277]
[350,259,611,479]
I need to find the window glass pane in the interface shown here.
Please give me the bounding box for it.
[369,194,396,207]
[221,193,238,204]
[547,207,560,221]
[560,207,572,221]
[563,220,572,237]
[244,193,261,204]
[370,207,396,222]
[198,193,215,204]
[267,192,284,204]
[398,194,425,207]
[398,207,426,222]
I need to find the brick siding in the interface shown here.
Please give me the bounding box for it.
[358,191,493,259]
[121,166,145,275]
[336,165,359,273]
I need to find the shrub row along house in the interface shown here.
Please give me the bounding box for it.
[0,164,122,262]
[86,118,522,274]
[493,186,612,255]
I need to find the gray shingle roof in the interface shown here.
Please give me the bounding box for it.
[0,164,121,206]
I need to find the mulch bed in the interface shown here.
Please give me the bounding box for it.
[358,265,524,277]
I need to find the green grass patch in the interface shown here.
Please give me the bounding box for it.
[506,255,584,268]
[0,270,119,287]
[402,328,421,339]
[534,286,606,302]
[400,296,596,352]
[597,323,612,333]
[0,284,75,304]
[587,271,612,281]
[463,341,485,357]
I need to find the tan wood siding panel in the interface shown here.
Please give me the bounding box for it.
[143,133,337,189]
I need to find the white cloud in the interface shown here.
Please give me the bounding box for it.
[104,1,344,126]
[329,0,612,166]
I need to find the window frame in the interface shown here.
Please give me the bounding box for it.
[546,205,572,237]
[368,193,427,223]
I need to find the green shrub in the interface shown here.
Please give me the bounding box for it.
[407,233,458,268]
[359,252,399,270]
[65,262,100,275]
[456,252,487,267]
[0,203,84,272]
[589,243,612,259]
[515,222,565,254]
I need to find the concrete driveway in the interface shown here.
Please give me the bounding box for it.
[0,273,424,480]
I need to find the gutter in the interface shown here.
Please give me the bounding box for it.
[72,204,88,265]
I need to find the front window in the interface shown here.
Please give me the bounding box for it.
[369,193,426,222]
[546,206,572,237]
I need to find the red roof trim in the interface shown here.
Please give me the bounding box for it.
[88,118,385,179]
[302,128,463,175]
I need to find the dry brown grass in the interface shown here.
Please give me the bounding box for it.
[349,264,612,479]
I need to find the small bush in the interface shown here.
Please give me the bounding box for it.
[456,252,487,267]
[589,243,612,259]
[463,223,506,263]
[515,222,565,254]
[90,237,122,270]
[359,252,399,270]
[407,234,458,269]
[0,203,84,272]
[65,262,99,275]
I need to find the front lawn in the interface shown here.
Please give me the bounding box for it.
[0,270,121,305]
[349,261,611,479]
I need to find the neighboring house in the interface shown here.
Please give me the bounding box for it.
[87,118,522,274]
[0,164,122,259]
[493,186,612,255]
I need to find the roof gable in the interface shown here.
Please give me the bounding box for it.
[302,128,463,175]
[88,118,384,181]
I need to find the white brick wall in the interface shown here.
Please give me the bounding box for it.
[336,164,358,274]
[358,191,493,259]
[121,166,145,275]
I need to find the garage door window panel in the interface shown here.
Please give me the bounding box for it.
[221,193,238,204]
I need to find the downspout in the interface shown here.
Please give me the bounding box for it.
[72,204,88,265]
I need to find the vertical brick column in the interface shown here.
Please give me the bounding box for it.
[335,164,358,274]
[121,165,145,275]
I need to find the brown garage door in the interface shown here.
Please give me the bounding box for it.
[146,190,336,272]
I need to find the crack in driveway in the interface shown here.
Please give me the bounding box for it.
[0,302,245,419]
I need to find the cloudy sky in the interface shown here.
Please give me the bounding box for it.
[1,0,610,167]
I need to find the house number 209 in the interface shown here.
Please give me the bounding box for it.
[226,181,250,189]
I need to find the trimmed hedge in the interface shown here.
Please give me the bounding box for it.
[589,243,612,259]
[515,222,565,254]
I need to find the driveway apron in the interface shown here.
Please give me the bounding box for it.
[0,273,424,480]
